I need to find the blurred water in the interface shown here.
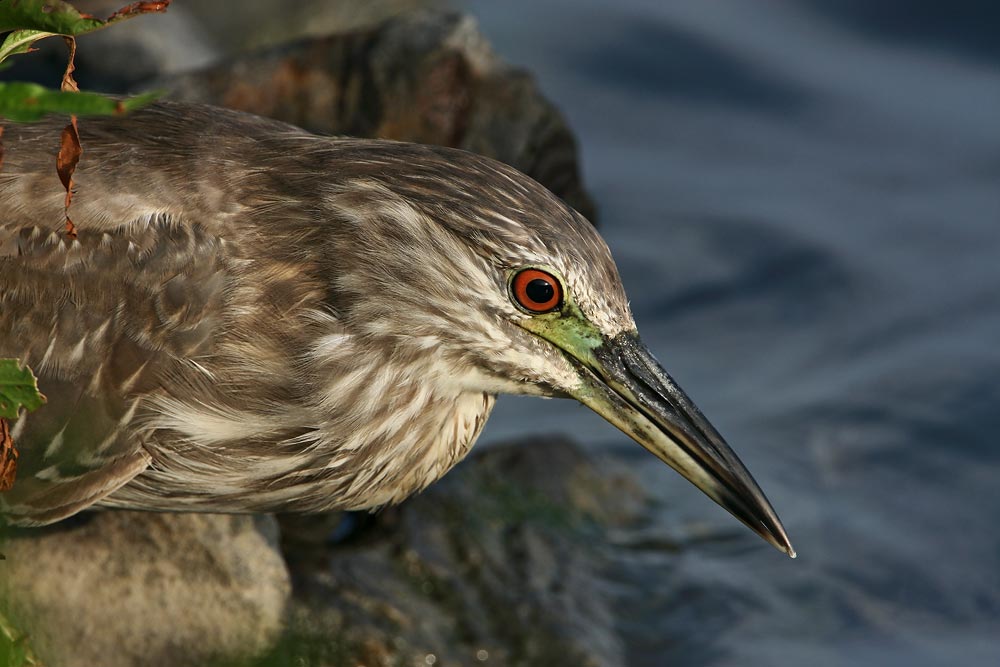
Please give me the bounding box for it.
[465,1,1000,665]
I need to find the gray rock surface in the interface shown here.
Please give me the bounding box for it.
[183,0,451,52]
[0,513,290,667]
[271,439,648,667]
[0,441,649,667]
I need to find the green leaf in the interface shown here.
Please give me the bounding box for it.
[0,0,103,35]
[0,29,57,65]
[0,1,172,67]
[0,0,170,36]
[0,82,159,121]
[0,360,45,420]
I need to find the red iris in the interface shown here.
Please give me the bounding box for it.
[511,268,562,313]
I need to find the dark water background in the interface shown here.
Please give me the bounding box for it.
[465,1,1000,665]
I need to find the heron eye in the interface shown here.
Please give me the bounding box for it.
[511,268,562,313]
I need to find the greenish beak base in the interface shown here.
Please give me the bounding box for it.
[521,304,794,557]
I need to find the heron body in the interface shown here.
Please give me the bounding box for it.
[0,103,793,556]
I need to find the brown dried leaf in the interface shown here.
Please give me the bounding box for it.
[107,1,172,22]
[0,417,17,492]
[57,34,80,237]
[57,35,82,238]
[61,35,79,92]
[57,115,81,239]
[0,125,4,172]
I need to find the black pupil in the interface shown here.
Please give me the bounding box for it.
[525,278,555,305]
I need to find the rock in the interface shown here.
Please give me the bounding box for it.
[273,438,648,667]
[0,513,290,667]
[182,0,451,52]
[17,1,446,92]
[163,10,597,222]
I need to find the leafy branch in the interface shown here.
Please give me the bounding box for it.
[1,0,172,234]
[0,361,45,492]
[0,0,170,118]
[0,1,171,64]
[0,1,171,494]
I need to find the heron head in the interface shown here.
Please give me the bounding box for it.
[322,141,794,557]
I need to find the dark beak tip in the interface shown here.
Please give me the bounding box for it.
[779,533,797,559]
[759,518,796,558]
[772,529,797,559]
[581,332,799,560]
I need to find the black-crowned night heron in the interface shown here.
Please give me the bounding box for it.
[0,102,793,556]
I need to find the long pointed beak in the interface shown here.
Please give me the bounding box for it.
[568,332,795,557]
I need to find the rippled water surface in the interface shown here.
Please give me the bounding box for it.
[465,1,1000,664]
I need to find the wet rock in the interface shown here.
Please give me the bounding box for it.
[163,10,597,222]
[0,513,290,667]
[273,438,648,667]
